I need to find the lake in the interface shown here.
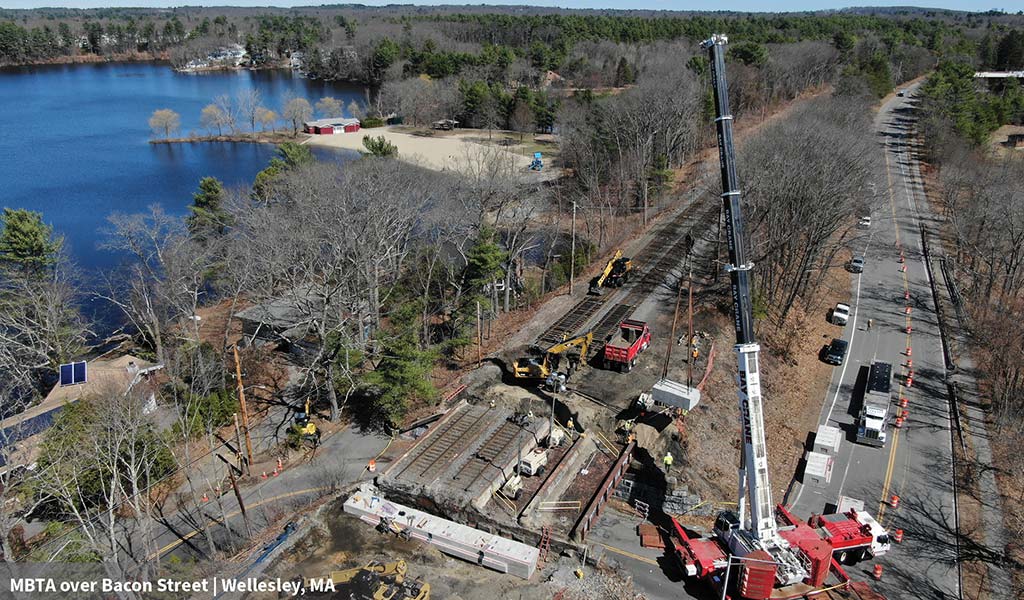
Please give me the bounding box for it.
[0,62,365,275]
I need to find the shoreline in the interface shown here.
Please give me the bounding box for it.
[150,132,307,145]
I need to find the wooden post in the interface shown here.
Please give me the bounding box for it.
[228,469,252,539]
[663,275,684,381]
[476,300,483,366]
[687,268,694,388]
[233,413,246,475]
[569,200,577,296]
[233,346,255,471]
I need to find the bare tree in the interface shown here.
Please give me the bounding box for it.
[214,94,237,134]
[236,89,262,132]
[315,96,343,118]
[255,107,277,132]
[147,109,180,139]
[200,103,229,136]
[282,96,313,136]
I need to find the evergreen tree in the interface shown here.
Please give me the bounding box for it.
[0,208,62,273]
[186,177,230,240]
[614,57,634,87]
[361,301,437,427]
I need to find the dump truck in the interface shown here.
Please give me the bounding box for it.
[857,361,892,447]
[603,319,650,372]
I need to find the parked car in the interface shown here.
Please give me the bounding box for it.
[832,302,851,326]
[848,256,865,273]
[824,338,849,366]
[858,216,872,229]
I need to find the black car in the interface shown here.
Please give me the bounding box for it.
[824,338,849,365]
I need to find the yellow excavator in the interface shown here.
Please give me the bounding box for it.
[311,560,430,600]
[513,331,593,381]
[291,398,321,447]
[588,250,633,295]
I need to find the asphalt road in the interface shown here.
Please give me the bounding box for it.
[788,83,962,599]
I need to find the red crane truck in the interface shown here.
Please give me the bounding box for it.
[602,319,650,372]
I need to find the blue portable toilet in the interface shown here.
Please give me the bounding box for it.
[530,152,543,171]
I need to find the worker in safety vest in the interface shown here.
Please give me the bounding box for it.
[663,452,674,474]
[566,418,574,434]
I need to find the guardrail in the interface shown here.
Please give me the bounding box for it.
[571,441,635,542]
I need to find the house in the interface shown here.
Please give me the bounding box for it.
[0,354,163,472]
[303,118,361,135]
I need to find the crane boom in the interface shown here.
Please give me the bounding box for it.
[702,34,777,542]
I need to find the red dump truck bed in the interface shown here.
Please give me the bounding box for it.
[603,319,650,371]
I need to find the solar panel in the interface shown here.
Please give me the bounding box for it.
[59,364,74,386]
[73,361,87,384]
[58,361,87,386]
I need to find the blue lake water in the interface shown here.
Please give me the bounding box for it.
[0,62,364,275]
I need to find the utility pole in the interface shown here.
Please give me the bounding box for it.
[233,413,246,474]
[569,200,577,295]
[228,469,252,538]
[476,300,483,365]
[233,346,255,473]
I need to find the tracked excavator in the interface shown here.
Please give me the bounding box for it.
[291,398,321,447]
[588,250,633,295]
[512,331,593,386]
[308,560,430,600]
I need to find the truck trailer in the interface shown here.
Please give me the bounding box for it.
[857,361,893,447]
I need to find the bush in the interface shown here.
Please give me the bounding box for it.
[361,117,385,128]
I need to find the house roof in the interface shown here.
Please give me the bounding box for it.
[303,118,360,128]
[0,354,162,437]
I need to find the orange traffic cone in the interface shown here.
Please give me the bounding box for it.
[890,495,900,509]
[873,564,884,581]
[202,493,209,502]
[277,457,283,471]
[368,459,377,473]
[894,529,904,543]
[261,471,268,479]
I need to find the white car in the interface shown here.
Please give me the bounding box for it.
[832,303,851,325]
[858,216,871,229]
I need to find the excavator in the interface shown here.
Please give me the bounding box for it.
[308,559,430,600]
[291,398,321,448]
[512,331,593,384]
[588,250,633,295]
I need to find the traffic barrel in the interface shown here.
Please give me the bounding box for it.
[277,457,283,471]
[902,409,909,419]
[899,252,905,263]
[368,459,377,473]
[907,376,914,388]
[873,564,884,581]
[906,359,913,369]
[202,493,209,503]
[894,529,904,543]
[906,346,912,357]
[895,416,904,429]
[891,495,900,508]
[906,325,913,334]
[901,264,907,272]
[900,397,908,408]
[905,290,910,301]
[261,471,268,479]
[908,369,915,380]
[905,306,912,315]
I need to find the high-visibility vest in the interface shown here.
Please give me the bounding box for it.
[664,454,674,466]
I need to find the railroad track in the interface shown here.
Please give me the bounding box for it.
[537,296,606,346]
[453,420,524,493]
[392,406,490,485]
[533,196,720,349]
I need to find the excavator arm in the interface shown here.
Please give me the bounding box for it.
[589,250,623,294]
[513,332,593,379]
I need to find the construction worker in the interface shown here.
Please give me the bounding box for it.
[566,418,574,433]
[867,318,874,330]
[692,347,700,362]
[663,452,674,474]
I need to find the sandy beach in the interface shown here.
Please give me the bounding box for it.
[303,126,557,179]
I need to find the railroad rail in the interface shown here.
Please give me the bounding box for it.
[391,405,490,485]
[453,419,525,493]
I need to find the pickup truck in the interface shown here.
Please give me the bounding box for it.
[603,319,650,372]
[831,302,851,325]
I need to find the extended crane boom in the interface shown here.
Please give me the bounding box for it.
[703,33,776,543]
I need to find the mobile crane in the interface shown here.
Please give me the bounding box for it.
[588,250,633,295]
[671,34,811,598]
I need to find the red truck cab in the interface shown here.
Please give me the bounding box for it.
[603,319,650,372]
